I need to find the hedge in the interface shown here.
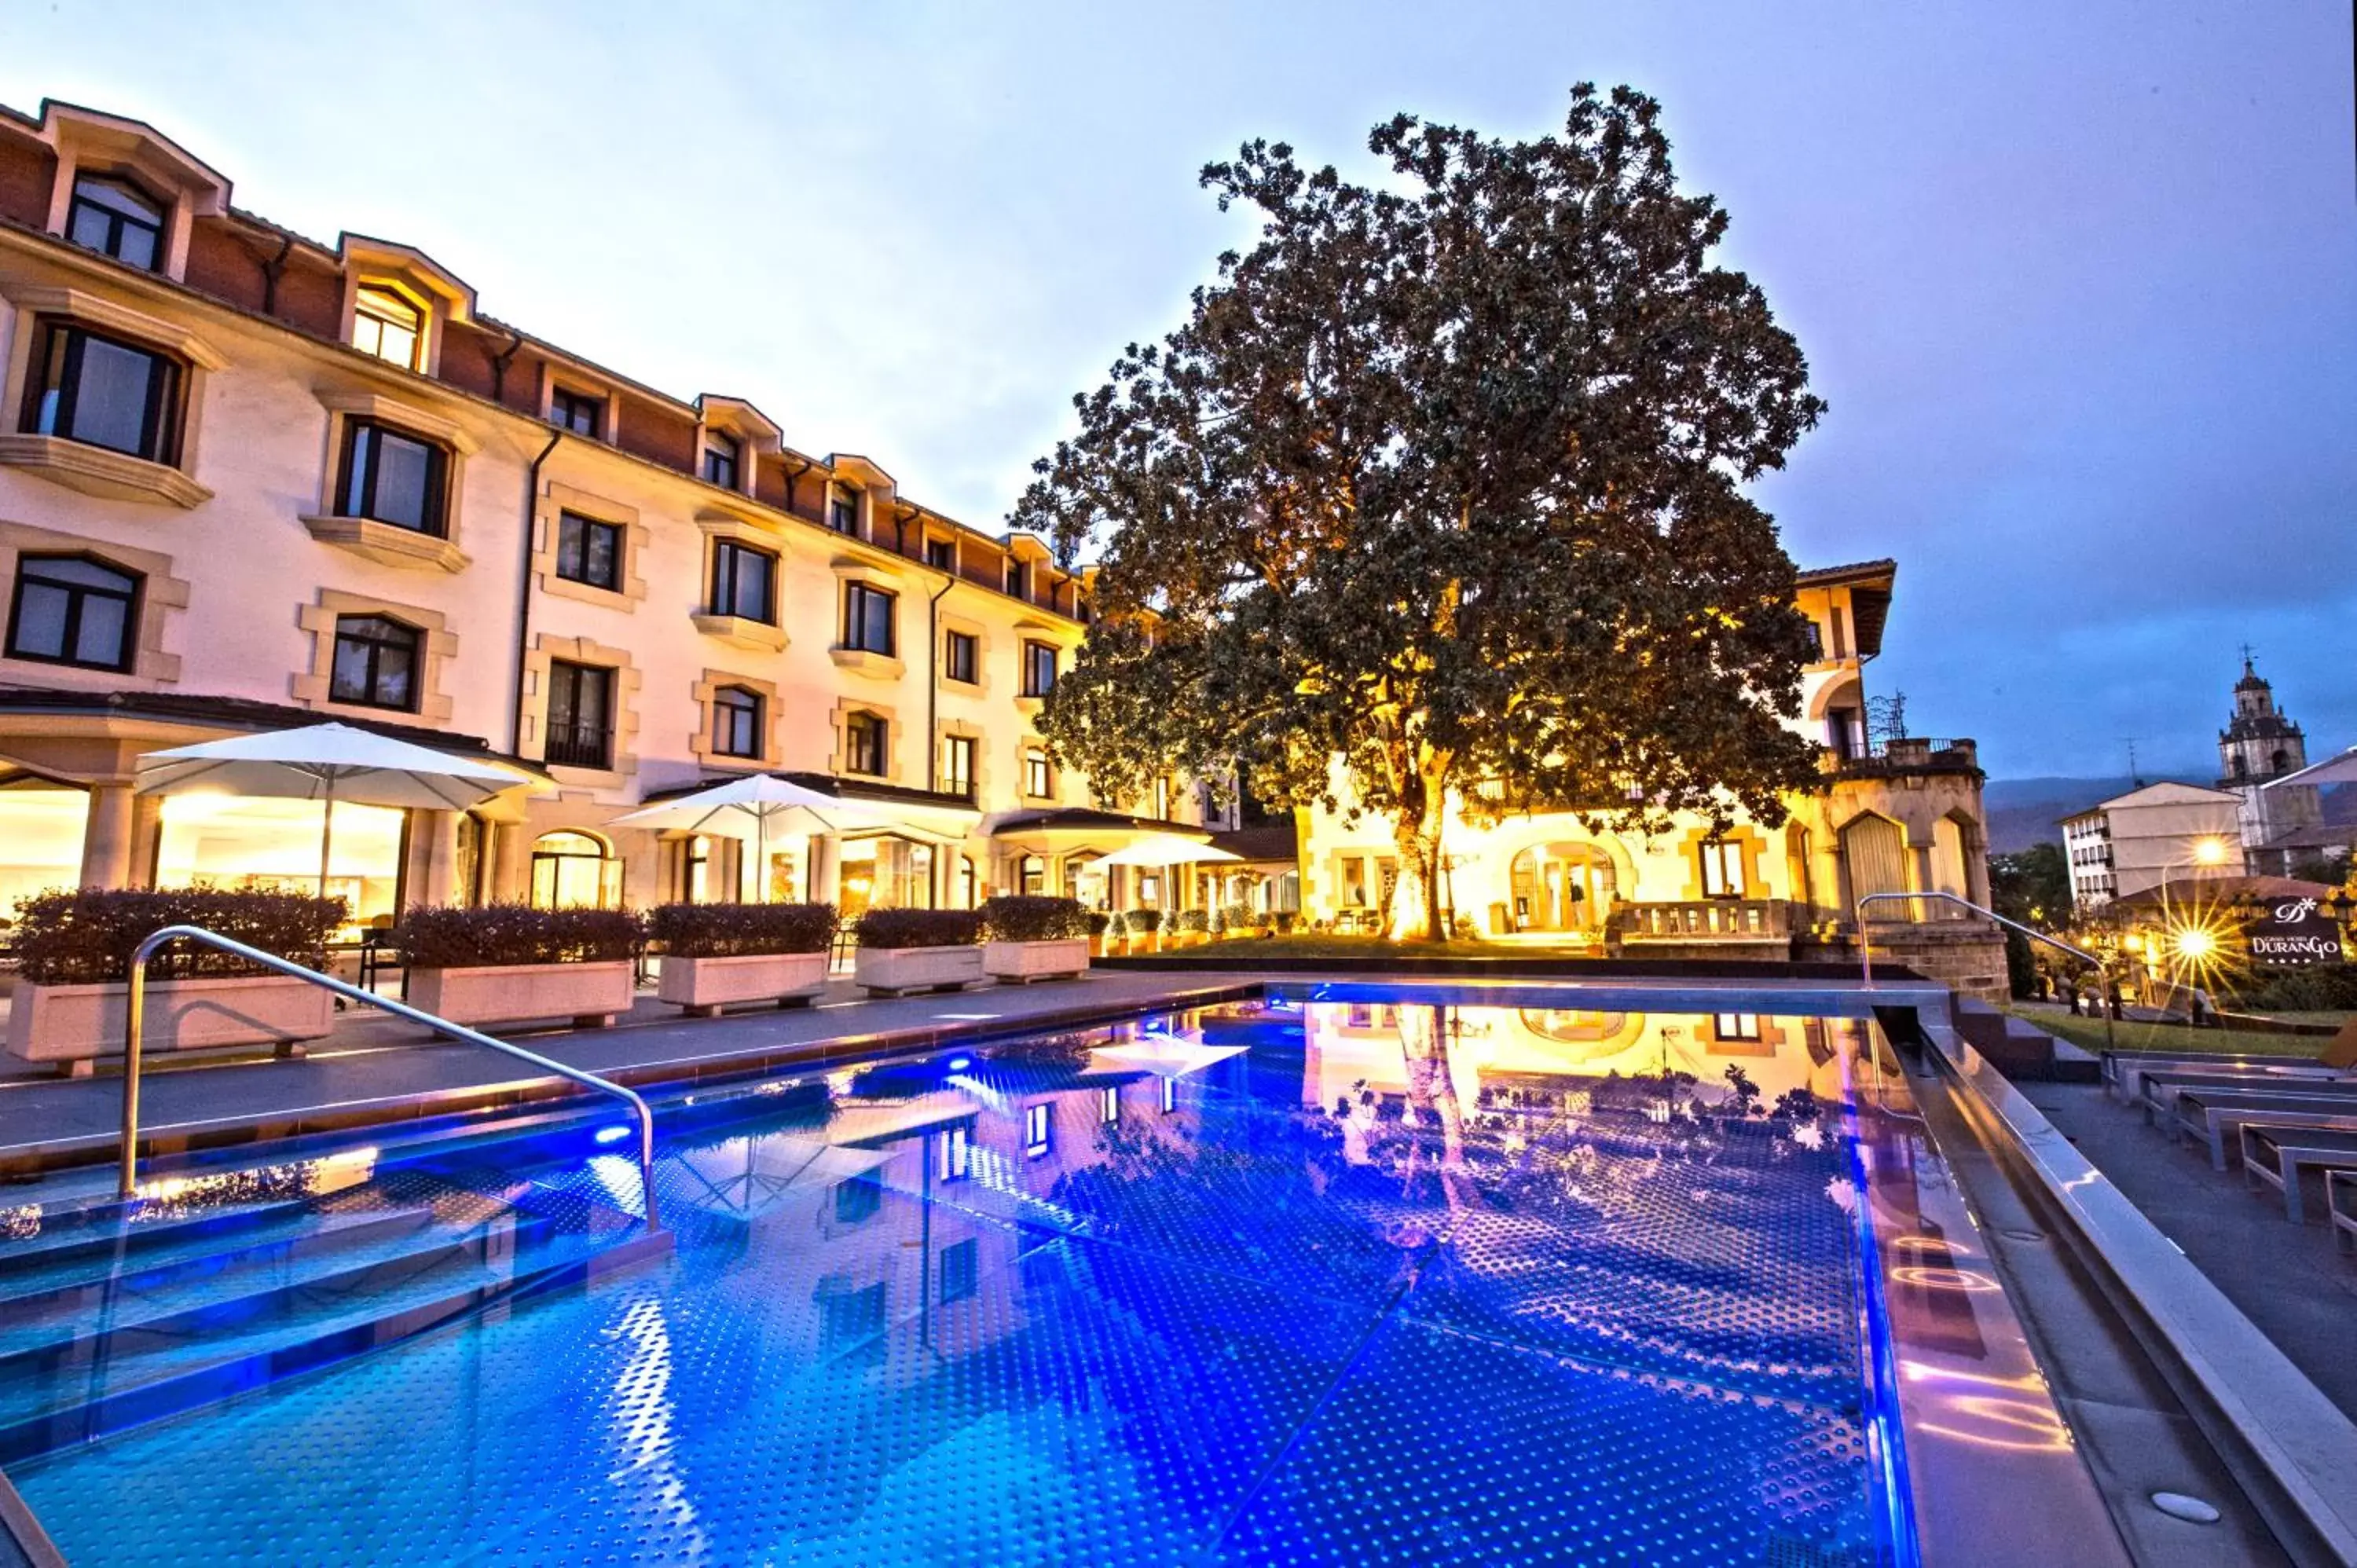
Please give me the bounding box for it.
[1121,908,1164,935]
[977,896,1091,943]
[647,901,836,958]
[854,907,982,949]
[2232,962,2357,1013]
[391,904,643,968]
[11,888,348,986]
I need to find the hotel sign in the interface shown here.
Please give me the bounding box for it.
[2247,898,2345,965]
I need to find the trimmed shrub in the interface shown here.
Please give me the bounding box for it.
[1173,909,1211,936]
[1086,910,1113,937]
[11,887,347,985]
[2233,962,2357,1013]
[1271,910,1298,935]
[647,901,835,958]
[1219,902,1255,934]
[978,896,1091,943]
[392,903,643,969]
[855,907,982,950]
[1121,907,1164,935]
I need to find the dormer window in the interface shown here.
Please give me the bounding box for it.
[926,537,955,571]
[67,174,165,271]
[352,286,423,371]
[703,432,742,489]
[549,387,603,439]
[829,485,861,537]
[1006,560,1029,600]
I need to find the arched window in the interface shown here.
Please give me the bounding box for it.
[530,830,620,909]
[2271,749,2290,775]
[1839,813,1908,913]
[1505,843,1615,934]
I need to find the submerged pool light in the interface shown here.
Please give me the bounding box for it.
[594,1125,632,1146]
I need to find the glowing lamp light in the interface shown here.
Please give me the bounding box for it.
[593,1125,632,1146]
[2173,929,2216,961]
[2122,935,2145,954]
[2193,838,2228,867]
[946,1055,973,1071]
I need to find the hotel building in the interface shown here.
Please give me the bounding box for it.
[0,99,1210,928]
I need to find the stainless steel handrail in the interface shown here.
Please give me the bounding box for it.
[119,924,661,1229]
[1854,890,2114,1056]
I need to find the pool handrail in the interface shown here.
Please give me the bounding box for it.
[1854,889,2114,1057]
[117,922,661,1230]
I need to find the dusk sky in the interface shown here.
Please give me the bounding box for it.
[4,2,2348,780]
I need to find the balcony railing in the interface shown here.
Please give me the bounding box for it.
[1825,735,1980,778]
[544,723,612,770]
[1611,898,1794,942]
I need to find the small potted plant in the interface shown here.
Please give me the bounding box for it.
[394,904,643,1030]
[1085,910,1113,958]
[649,901,835,1016]
[852,907,984,996]
[5,888,345,1076]
[1121,907,1163,953]
[979,896,1092,984]
[1171,908,1211,948]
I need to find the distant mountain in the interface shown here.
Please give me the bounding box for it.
[1982,775,2205,855]
[1981,775,2357,854]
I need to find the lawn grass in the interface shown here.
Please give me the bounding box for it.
[2003,1005,2328,1060]
[1117,934,1591,961]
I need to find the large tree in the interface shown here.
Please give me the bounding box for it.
[1014,86,1828,940]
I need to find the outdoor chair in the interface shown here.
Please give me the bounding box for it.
[2329,1170,2357,1256]
[2168,1084,2357,1170]
[2239,1123,2357,1224]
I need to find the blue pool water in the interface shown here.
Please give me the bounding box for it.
[8,997,1910,1565]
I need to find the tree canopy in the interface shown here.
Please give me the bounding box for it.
[1013,85,1829,938]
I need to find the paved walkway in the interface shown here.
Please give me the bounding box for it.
[2018,1078,2357,1423]
[0,971,1263,1178]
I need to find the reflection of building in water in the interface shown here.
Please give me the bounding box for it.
[1298,1002,1851,1115]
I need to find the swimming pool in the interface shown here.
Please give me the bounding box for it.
[7,991,1925,1565]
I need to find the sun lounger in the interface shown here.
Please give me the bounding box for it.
[2330,1171,2357,1256]
[2173,1089,2357,1170]
[2102,1017,2357,1103]
[2238,1124,2357,1224]
[2135,1068,2357,1126]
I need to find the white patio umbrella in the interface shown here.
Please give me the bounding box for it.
[609,773,958,902]
[2264,746,2357,789]
[1094,833,1241,867]
[134,722,534,897]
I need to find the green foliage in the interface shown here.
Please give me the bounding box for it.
[1218,901,1257,933]
[392,904,643,968]
[1989,843,2072,998]
[11,888,346,985]
[2231,964,2357,1013]
[647,901,835,958]
[1174,908,1211,935]
[977,896,1092,942]
[1120,907,1164,935]
[1014,86,1827,938]
[853,908,982,949]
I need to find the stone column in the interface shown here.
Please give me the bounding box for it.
[812,834,841,905]
[128,792,164,888]
[492,819,530,903]
[408,809,460,910]
[78,782,137,889]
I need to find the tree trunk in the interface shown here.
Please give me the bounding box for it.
[1385,753,1451,943]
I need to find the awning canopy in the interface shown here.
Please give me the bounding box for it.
[992,806,1212,859]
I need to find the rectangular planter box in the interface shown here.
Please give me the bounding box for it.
[6,974,334,1077]
[657,951,829,1017]
[406,961,636,1031]
[984,938,1090,984]
[855,943,985,998]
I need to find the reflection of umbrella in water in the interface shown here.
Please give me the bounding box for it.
[1088,1039,1248,1078]
[669,1134,893,1221]
[611,773,959,902]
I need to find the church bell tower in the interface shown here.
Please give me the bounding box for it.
[2217,652,2322,869]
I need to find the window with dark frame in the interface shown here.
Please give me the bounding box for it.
[554,511,623,592]
[1005,560,1028,600]
[336,419,448,535]
[352,285,423,370]
[842,582,896,656]
[22,320,181,463]
[1024,749,1053,799]
[328,614,422,711]
[940,734,975,798]
[66,174,165,270]
[937,1123,970,1182]
[709,540,777,623]
[1021,641,1057,698]
[845,711,888,776]
[925,537,955,571]
[1699,838,1747,899]
[943,629,977,684]
[712,684,763,759]
[544,659,614,769]
[5,555,138,671]
[828,485,861,536]
[938,1237,979,1304]
[1160,1076,1177,1115]
[1024,1101,1052,1158]
[548,387,603,438]
[702,431,741,489]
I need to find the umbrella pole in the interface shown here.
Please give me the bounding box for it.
[755,813,768,904]
[318,782,336,900]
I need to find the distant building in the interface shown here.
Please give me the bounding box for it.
[2060,781,2245,910]
[2215,658,2351,876]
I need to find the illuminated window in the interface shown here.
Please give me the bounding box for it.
[529,829,620,908]
[1099,1086,1120,1125]
[1023,750,1053,799]
[351,285,423,369]
[24,321,181,461]
[1024,1102,1052,1158]
[712,685,763,759]
[1699,838,1746,898]
[944,630,977,684]
[549,387,603,438]
[1153,776,1171,821]
[555,512,622,592]
[328,615,420,711]
[1159,1076,1177,1115]
[6,555,138,671]
[67,174,164,270]
[1022,641,1058,698]
[1714,1013,1761,1042]
[336,419,447,535]
[940,735,975,798]
[937,1123,970,1182]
